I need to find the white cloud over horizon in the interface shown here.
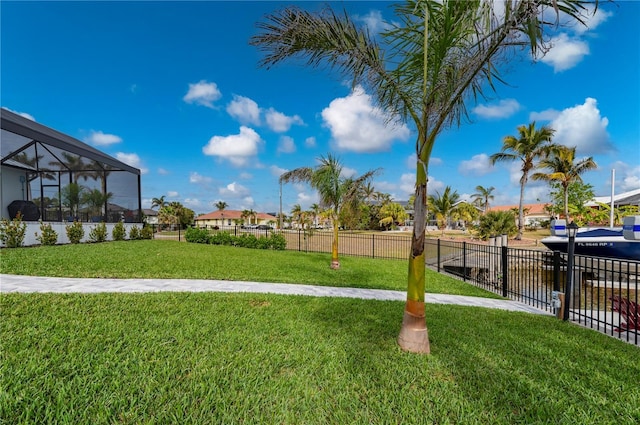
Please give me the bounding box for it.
[473,99,521,119]
[189,172,212,185]
[321,86,410,153]
[459,153,494,176]
[183,80,222,108]
[549,97,613,155]
[85,130,122,146]
[202,126,263,167]
[115,152,148,174]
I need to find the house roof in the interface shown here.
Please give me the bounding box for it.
[488,203,550,215]
[195,210,277,221]
[586,188,640,207]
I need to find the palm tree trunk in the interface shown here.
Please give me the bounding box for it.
[517,180,525,240]
[398,158,430,354]
[564,185,570,223]
[331,214,340,269]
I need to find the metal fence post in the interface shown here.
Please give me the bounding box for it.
[501,245,508,297]
[463,242,467,282]
[437,239,441,273]
[298,229,301,252]
[372,234,375,259]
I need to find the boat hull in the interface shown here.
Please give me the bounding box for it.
[541,228,640,261]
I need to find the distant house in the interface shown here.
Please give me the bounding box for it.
[143,208,158,225]
[194,210,277,228]
[487,203,552,227]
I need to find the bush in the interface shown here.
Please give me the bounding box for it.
[268,232,287,250]
[473,211,517,240]
[35,221,58,246]
[209,231,233,246]
[129,226,141,240]
[185,227,209,243]
[89,222,108,243]
[65,221,85,244]
[112,221,126,241]
[141,225,153,240]
[0,213,27,248]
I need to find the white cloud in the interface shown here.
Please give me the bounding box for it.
[115,152,148,174]
[549,98,613,155]
[167,191,179,198]
[572,6,613,34]
[529,108,560,122]
[540,33,589,72]
[305,137,316,148]
[239,172,253,180]
[459,153,494,176]
[340,167,357,179]
[239,197,255,209]
[270,165,288,177]
[85,130,122,146]
[183,198,202,210]
[3,107,35,121]
[611,161,640,192]
[157,168,170,175]
[430,157,443,167]
[376,181,397,193]
[472,99,521,119]
[226,95,261,125]
[277,136,296,154]
[406,154,441,170]
[183,80,222,108]
[189,172,212,184]
[399,173,445,197]
[265,108,304,133]
[202,126,263,167]
[354,10,389,34]
[321,86,410,153]
[219,182,250,198]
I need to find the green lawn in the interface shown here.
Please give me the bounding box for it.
[0,240,500,298]
[2,292,638,424]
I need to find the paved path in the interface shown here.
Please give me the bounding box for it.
[0,274,550,315]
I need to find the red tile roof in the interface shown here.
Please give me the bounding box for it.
[487,203,550,215]
[195,210,277,221]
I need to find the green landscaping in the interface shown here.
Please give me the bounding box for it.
[0,240,499,298]
[2,292,638,424]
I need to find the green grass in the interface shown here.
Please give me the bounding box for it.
[1,292,638,424]
[0,240,500,298]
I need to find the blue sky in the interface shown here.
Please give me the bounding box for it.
[2,1,639,216]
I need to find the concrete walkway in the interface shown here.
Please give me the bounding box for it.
[0,274,551,315]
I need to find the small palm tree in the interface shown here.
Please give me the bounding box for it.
[532,145,597,223]
[309,203,321,227]
[151,196,166,210]
[280,153,379,269]
[215,201,228,211]
[471,185,495,214]
[428,186,460,234]
[290,204,303,229]
[379,202,409,230]
[490,122,555,240]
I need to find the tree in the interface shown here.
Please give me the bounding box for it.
[290,204,304,229]
[151,196,166,210]
[310,203,321,227]
[471,185,495,214]
[251,0,597,353]
[453,201,480,229]
[532,145,597,223]
[81,188,113,219]
[379,202,409,230]
[61,182,85,218]
[279,153,379,269]
[215,201,228,211]
[490,122,555,240]
[546,180,595,220]
[474,211,518,240]
[428,186,460,234]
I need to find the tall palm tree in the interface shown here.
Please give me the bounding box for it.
[215,201,228,211]
[490,122,555,240]
[471,185,495,214]
[428,186,460,234]
[532,145,597,223]
[280,153,379,269]
[151,196,166,210]
[361,182,377,205]
[251,0,596,353]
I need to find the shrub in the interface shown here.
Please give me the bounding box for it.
[236,234,259,249]
[141,225,153,240]
[185,227,209,243]
[268,232,287,250]
[473,211,517,240]
[129,226,141,240]
[0,213,27,248]
[65,221,85,244]
[89,222,108,243]
[35,221,58,246]
[112,221,126,241]
[209,231,233,246]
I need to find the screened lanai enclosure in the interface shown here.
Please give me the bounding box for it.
[1,108,141,229]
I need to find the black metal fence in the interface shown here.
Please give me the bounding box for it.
[426,239,639,346]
